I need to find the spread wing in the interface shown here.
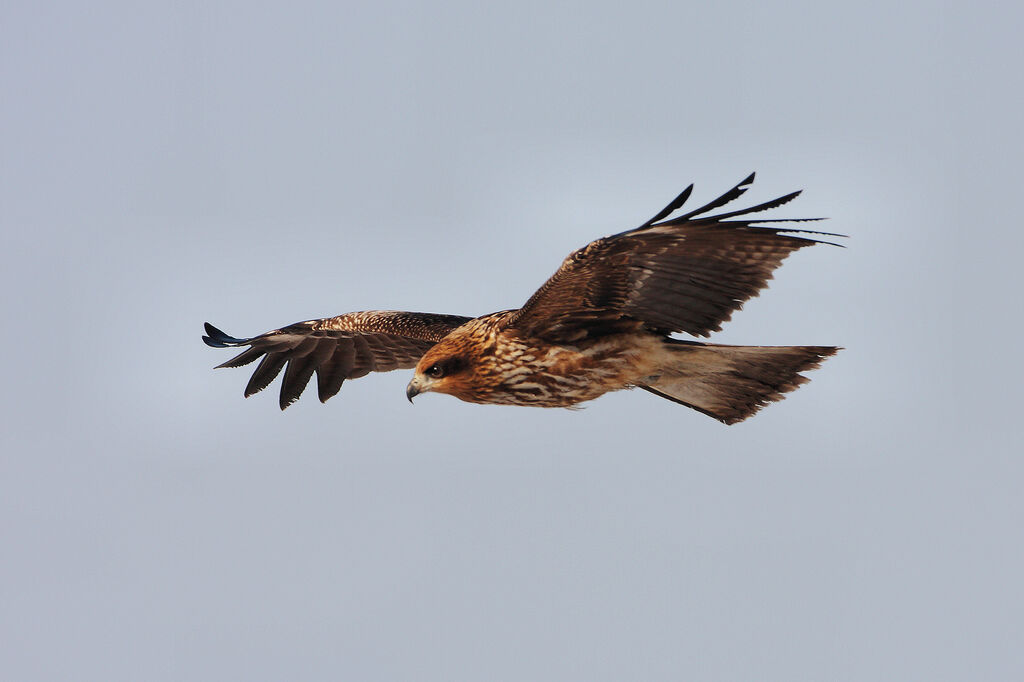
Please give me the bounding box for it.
[508,173,843,343]
[203,311,472,409]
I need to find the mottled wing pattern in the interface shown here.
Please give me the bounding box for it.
[203,311,472,409]
[508,173,843,343]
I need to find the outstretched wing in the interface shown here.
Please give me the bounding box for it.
[203,311,472,409]
[508,173,843,343]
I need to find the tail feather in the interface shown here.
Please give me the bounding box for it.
[640,342,838,424]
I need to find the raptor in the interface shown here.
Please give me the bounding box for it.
[203,174,840,423]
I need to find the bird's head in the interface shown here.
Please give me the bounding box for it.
[406,322,498,404]
[406,346,471,401]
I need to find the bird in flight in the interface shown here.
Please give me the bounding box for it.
[203,174,840,424]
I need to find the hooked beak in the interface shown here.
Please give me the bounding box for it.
[406,377,421,403]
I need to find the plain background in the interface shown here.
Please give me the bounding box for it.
[2,2,1021,680]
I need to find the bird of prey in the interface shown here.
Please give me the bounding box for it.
[203,174,840,424]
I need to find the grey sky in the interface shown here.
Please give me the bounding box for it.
[2,1,1021,680]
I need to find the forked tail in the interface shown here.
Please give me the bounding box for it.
[639,341,839,424]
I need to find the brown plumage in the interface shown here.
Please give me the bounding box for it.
[203,174,841,423]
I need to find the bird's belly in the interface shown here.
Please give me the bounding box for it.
[479,335,661,407]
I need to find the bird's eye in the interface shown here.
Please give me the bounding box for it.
[427,363,444,378]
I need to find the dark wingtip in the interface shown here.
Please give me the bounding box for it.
[660,172,760,224]
[706,189,805,223]
[635,173,760,232]
[771,188,801,206]
[279,387,299,410]
[636,183,696,229]
[202,322,250,348]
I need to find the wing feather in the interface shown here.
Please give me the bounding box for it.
[245,354,288,398]
[672,172,755,221]
[315,342,355,403]
[637,183,694,229]
[349,335,375,378]
[509,176,842,342]
[277,337,323,408]
[203,311,472,408]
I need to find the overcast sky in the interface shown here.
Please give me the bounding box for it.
[2,2,1022,680]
